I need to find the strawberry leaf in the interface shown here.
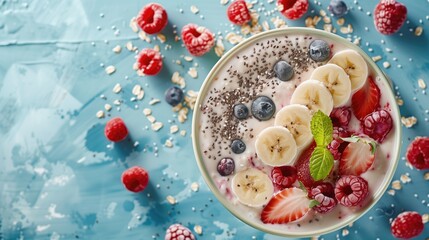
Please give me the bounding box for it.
[309,199,320,208]
[340,135,360,143]
[311,110,333,147]
[310,146,334,181]
[369,140,377,155]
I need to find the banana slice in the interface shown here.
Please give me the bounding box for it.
[274,104,312,150]
[290,80,334,115]
[231,168,274,207]
[329,49,368,91]
[255,126,297,166]
[310,64,352,107]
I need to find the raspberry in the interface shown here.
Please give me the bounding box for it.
[181,24,215,57]
[391,211,424,239]
[309,182,337,213]
[271,166,297,189]
[335,175,368,207]
[330,107,351,128]
[227,0,251,25]
[135,48,163,76]
[277,0,309,20]
[328,127,350,160]
[121,166,149,193]
[374,0,407,35]
[104,117,128,142]
[406,137,429,170]
[136,3,168,34]
[165,224,195,240]
[362,109,393,143]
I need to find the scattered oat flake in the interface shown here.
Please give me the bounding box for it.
[262,21,270,31]
[151,122,163,131]
[188,67,198,78]
[400,174,412,183]
[353,37,360,46]
[113,99,121,106]
[112,83,122,93]
[415,26,423,36]
[194,225,203,235]
[387,189,395,196]
[271,16,287,29]
[171,72,185,88]
[323,24,333,32]
[137,90,145,100]
[129,17,139,33]
[184,56,193,62]
[323,16,331,24]
[149,99,161,105]
[424,172,429,180]
[191,182,199,192]
[138,31,151,43]
[143,108,152,116]
[421,214,429,224]
[178,107,189,123]
[104,104,112,112]
[215,39,225,57]
[396,98,404,106]
[337,18,345,26]
[401,116,417,128]
[147,115,156,123]
[372,56,382,62]
[391,180,402,190]
[157,33,166,43]
[383,61,391,69]
[126,42,134,51]
[342,229,349,237]
[180,130,187,136]
[96,110,104,119]
[418,79,427,89]
[132,85,142,95]
[220,0,229,5]
[164,139,173,148]
[112,45,122,53]
[170,125,179,134]
[105,65,116,75]
[190,5,199,14]
[225,32,244,45]
[166,195,176,205]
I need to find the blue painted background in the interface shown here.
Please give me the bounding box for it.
[0,0,428,239]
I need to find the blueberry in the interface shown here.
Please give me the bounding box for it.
[251,96,276,121]
[231,139,246,154]
[309,40,331,62]
[217,158,235,176]
[165,86,184,106]
[328,0,348,18]
[273,60,294,81]
[233,103,249,120]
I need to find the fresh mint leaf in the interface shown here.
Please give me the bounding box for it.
[310,146,334,181]
[309,199,320,208]
[310,110,333,147]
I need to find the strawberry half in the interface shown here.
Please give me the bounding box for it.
[339,140,375,176]
[351,76,380,120]
[261,187,311,224]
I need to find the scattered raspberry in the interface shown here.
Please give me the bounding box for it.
[406,137,429,170]
[309,182,337,214]
[181,23,215,57]
[391,211,424,239]
[295,142,320,188]
[351,76,381,120]
[330,107,351,128]
[335,175,368,207]
[121,166,149,193]
[362,110,393,143]
[105,117,128,142]
[136,48,163,75]
[227,0,251,25]
[271,166,297,189]
[328,127,350,160]
[136,3,168,34]
[165,223,196,240]
[374,0,407,35]
[277,0,309,20]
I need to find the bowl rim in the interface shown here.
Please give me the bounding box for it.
[191,27,402,237]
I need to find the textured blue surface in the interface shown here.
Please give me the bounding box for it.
[0,0,429,239]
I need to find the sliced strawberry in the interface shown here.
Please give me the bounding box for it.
[339,141,375,176]
[261,187,311,224]
[351,76,380,120]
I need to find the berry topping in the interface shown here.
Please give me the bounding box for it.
[217,158,235,176]
[339,139,375,176]
[328,0,348,17]
[227,0,251,25]
[121,166,149,193]
[406,137,429,170]
[165,86,184,107]
[165,223,196,240]
[233,103,249,120]
[105,117,128,142]
[374,0,407,35]
[136,48,163,75]
[351,76,381,120]
[181,23,215,57]
[309,182,337,213]
[327,127,350,160]
[277,0,309,20]
[251,96,276,121]
[308,39,331,62]
[335,175,369,207]
[296,142,319,188]
[362,110,393,143]
[330,107,351,128]
[273,60,294,81]
[261,187,311,224]
[231,139,246,154]
[391,211,424,239]
[271,166,297,189]
[136,3,168,34]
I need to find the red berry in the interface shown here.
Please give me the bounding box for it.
[351,76,381,120]
[295,142,320,188]
[335,175,368,207]
[271,166,297,189]
[374,0,407,35]
[328,127,350,160]
[362,109,393,143]
[136,3,168,34]
[121,166,149,193]
[406,137,429,170]
[227,0,251,25]
[391,211,424,239]
[165,223,196,240]
[277,0,309,20]
[339,140,375,176]
[309,182,337,214]
[136,48,163,75]
[181,24,215,57]
[330,107,351,128]
[105,117,128,142]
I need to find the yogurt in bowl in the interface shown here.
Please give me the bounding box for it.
[192,28,401,237]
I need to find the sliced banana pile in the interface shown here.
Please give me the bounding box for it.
[255,126,297,166]
[231,168,274,207]
[290,79,334,115]
[329,49,368,91]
